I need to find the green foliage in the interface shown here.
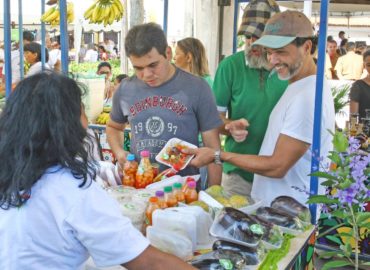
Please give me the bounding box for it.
[331,84,350,115]
[69,59,124,80]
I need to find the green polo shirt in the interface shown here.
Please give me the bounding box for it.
[213,51,288,183]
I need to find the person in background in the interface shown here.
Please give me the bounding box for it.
[96,61,114,103]
[78,44,87,63]
[47,41,61,72]
[338,38,348,56]
[98,45,108,61]
[106,23,222,184]
[2,30,35,89]
[350,49,370,120]
[104,73,129,107]
[186,10,335,208]
[211,0,287,197]
[173,37,213,188]
[324,39,339,79]
[335,41,364,81]
[174,37,213,87]
[84,43,98,63]
[23,42,50,77]
[0,72,196,270]
[336,30,346,47]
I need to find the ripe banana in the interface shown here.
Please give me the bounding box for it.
[96,112,110,125]
[84,0,124,25]
[41,2,74,25]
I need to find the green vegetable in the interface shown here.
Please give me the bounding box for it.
[258,234,295,270]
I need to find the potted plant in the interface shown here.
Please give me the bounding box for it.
[308,131,370,270]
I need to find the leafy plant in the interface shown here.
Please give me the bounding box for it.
[331,84,350,115]
[308,131,370,270]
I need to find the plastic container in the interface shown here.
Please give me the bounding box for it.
[166,206,213,246]
[145,197,160,226]
[155,138,197,170]
[119,201,146,232]
[173,183,185,203]
[209,208,263,248]
[164,186,178,207]
[135,150,154,188]
[77,73,105,123]
[105,185,137,203]
[122,154,138,187]
[155,190,168,209]
[146,226,193,261]
[132,189,156,205]
[152,209,197,250]
[185,181,198,204]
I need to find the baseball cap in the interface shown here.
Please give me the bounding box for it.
[237,0,280,39]
[253,10,314,49]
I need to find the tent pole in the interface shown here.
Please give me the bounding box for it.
[309,0,330,225]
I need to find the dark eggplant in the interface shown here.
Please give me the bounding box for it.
[212,240,260,266]
[271,196,311,222]
[256,207,303,230]
[190,259,226,270]
[218,207,263,245]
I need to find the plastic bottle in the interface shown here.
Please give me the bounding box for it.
[135,150,154,189]
[145,197,160,226]
[173,183,185,203]
[181,177,196,194]
[185,181,198,204]
[164,186,178,207]
[122,154,138,187]
[155,190,168,209]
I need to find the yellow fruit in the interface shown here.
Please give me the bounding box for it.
[189,201,210,212]
[215,197,231,207]
[205,185,224,198]
[229,195,249,209]
[41,7,55,22]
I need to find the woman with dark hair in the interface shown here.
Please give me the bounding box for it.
[23,41,50,77]
[174,37,213,87]
[0,73,195,270]
[98,45,108,61]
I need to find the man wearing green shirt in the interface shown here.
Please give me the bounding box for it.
[212,0,288,197]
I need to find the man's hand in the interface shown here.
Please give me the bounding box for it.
[115,149,129,169]
[183,147,215,168]
[225,118,249,142]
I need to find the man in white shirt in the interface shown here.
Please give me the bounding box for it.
[187,11,335,207]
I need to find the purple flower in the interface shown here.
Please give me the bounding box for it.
[348,137,360,153]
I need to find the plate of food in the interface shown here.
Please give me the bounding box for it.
[155,138,197,170]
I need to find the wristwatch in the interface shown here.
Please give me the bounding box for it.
[214,150,223,165]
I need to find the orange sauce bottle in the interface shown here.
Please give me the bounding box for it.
[164,186,178,207]
[135,150,154,189]
[122,154,138,187]
[145,197,160,226]
[155,190,168,209]
[185,181,198,204]
[173,183,185,203]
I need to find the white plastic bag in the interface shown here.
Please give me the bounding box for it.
[146,226,193,261]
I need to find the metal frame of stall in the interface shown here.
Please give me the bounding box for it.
[4,0,327,223]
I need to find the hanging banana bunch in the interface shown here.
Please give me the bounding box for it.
[41,2,74,26]
[84,0,124,26]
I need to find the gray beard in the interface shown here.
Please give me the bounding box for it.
[245,45,270,70]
